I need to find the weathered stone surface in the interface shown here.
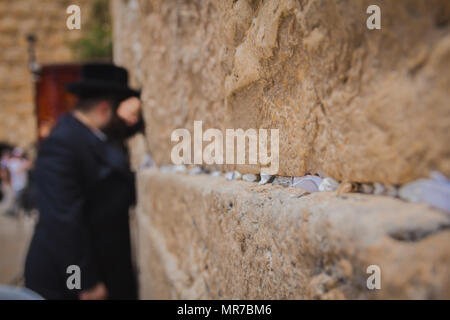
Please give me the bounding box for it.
[0,0,90,149]
[112,0,143,89]
[136,169,450,299]
[113,0,450,184]
[113,0,450,301]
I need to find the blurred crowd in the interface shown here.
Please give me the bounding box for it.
[0,144,35,217]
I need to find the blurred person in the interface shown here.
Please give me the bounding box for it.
[18,162,38,215]
[7,148,31,198]
[25,64,143,300]
[1,149,11,167]
[2,148,33,216]
[0,165,15,216]
[0,149,13,214]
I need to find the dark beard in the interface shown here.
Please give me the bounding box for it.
[102,114,129,144]
[100,97,130,146]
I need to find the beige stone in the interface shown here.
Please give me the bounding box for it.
[135,169,450,299]
[113,0,450,184]
[109,0,450,300]
[0,0,90,149]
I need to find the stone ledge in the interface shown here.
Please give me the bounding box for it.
[136,169,450,299]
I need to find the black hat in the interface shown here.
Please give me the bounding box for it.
[67,63,140,99]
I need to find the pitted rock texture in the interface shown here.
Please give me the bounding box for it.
[113,0,450,184]
[135,169,450,299]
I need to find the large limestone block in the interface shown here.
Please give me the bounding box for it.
[136,169,450,299]
[114,0,450,184]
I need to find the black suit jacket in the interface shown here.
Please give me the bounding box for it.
[25,114,138,299]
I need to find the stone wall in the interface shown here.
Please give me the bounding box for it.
[0,0,89,149]
[137,169,450,299]
[113,0,450,184]
[112,0,450,299]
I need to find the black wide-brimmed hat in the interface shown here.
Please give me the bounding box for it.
[67,63,140,99]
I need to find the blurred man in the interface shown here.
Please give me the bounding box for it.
[0,164,14,216]
[7,148,32,212]
[25,64,143,300]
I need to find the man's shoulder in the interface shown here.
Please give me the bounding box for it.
[50,114,91,143]
[42,114,93,153]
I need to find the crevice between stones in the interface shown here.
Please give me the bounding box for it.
[388,223,450,242]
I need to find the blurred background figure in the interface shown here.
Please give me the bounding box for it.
[0,147,33,217]
[0,0,115,292]
[0,162,15,216]
[7,148,32,213]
